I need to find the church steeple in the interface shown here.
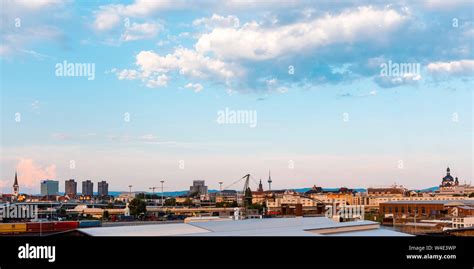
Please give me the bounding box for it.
[13,171,19,196]
[447,167,451,175]
[257,179,263,192]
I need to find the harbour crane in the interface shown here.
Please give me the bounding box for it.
[222,173,255,209]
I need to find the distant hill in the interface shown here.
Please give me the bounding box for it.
[294,187,366,193]
[110,187,368,197]
[417,186,439,192]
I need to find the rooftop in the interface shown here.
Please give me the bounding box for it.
[78,217,412,237]
[380,200,474,206]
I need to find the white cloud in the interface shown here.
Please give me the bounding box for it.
[116,69,141,80]
[146,74,169,88]
[1,0,66,57]
[196,6,408,60]
[93,5,122,31]
[185,83,204,92]
[114,48,242,88]
[193,14,240,29]
[375,73,422,88]
[134,48,241,80]
[121,22,162,41]
[12,0,64,10]
[93,0,182,31]
[265,78,288,93]
[427,60,474,76]
[1,24,62,57]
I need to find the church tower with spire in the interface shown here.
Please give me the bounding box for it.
[257,179,264,192]
[13,171,19,197]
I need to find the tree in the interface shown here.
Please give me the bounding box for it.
[136,193,146,199]
[469,192,474,198]
[103,210,110,220]
[248,203,264,213]
[129,198,147,217]
[164,198,176,206]
[183,198,193,206]
[244,187,253,208]
[216,201,238,208]
[57,207,67,219]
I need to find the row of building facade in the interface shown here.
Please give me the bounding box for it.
[19,177,109,198]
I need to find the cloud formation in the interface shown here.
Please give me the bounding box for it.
[106,3,473,92]
[115,48,242,88]
[15,158,57,189]
[185,83,204,92]
[427,60,474,76]
[121,22,162,41]
[196,6,408,61]
[93,0,182,31]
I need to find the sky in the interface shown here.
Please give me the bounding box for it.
[0,0,473,194]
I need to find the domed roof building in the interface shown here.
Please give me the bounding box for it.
[440,167,459,187]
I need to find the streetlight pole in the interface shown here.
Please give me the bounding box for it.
[149,187,157,206]
[160,180,165,207]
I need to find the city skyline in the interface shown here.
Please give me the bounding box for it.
[2,166,471,195]
[1,1,473,193]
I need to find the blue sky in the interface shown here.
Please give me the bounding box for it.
[0,0,473,193]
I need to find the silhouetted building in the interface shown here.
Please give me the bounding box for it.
[65,179,77,196]
[441,167,459,187]
[98,181,109,197]
[12,172,19,197]
[267,170,272,190]
[257,179,264,192]
[189,180,208,196]
[82,180,94,196]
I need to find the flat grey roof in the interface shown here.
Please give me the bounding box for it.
[78,223,210,236]
[78,217,411,237]
[330,228,413,237]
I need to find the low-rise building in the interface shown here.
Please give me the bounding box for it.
[379,199,474,219]
[452,216,474,229]
[216,190,238,203]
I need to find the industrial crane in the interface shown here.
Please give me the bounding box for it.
[222,173,254,207]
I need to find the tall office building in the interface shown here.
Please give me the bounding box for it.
[40,180,59,196]
[65,179,77,196]
[98,181,109,197]
[82,180,94,196]
[189,180,208,196]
